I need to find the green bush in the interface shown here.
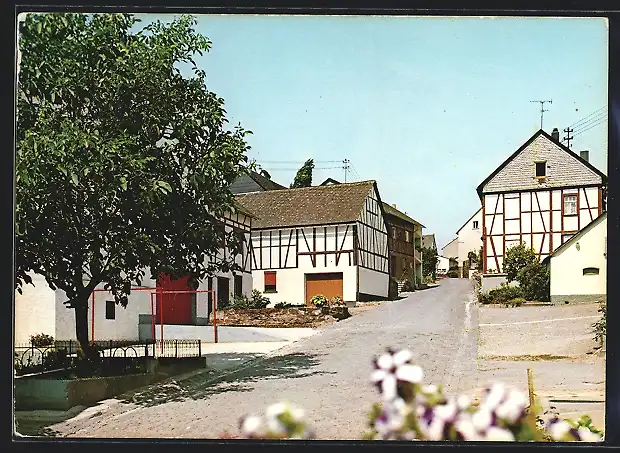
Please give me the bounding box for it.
[504,297,526,308]
[488,283,523,303]
[401,279,416,292]
[311,294,329,308]
[477,291,493,304]
[226,289,271,310]
[516,262,550,302]
[503,243,538,282]
[446,270,459,278]
[592,301,606,345]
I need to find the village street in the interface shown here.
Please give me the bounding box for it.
[48,279,478,440]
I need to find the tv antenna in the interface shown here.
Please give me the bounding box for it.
[530,99,552,129]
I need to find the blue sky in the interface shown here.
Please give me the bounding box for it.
[137,14,608,250]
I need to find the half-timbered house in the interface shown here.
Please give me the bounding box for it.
[477,128,607,278]
[235,181,390,305]
[382,202,424,290]
[15,203,255,343]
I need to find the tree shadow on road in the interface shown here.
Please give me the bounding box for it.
[122,352,333,408]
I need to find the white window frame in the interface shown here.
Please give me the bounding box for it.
[564,195,578,216]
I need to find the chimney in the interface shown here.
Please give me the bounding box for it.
[551,128,560,142]
[580,150,590,162]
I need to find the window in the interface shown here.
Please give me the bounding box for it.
[564,195,578,216]
[234,274,243,297]
[535,161,547,177]
[105,301,115,320]
[583,267,600,276]
[405,231,410,242]
[562,234,574,244]
[392,227,397,239]
[472,220,479,230]
[264,271,277,292]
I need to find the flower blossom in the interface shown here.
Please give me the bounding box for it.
[371,348,423,401]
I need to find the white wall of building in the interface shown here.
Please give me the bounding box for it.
[549,215,607,304]
[457,209,483,268]
[484,187,602,273]
[252,266,358,307]
[358,267,388,298]
[442,239,458,260]
[14,272,56,344]
[436,256,450,274]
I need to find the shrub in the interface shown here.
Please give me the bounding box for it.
[516,262,550,302]
[592,301,606,345]
[311,294,329,308]
[226,290,271,310]
[329,296,346,307]
[274,302,297,309]
[30,333,54,347]
[504,297,526,308]
[401,279,416,292]
[477,291,493,304]
[503,243,538,282]
[488,284,523,304]
[446,269,459,278]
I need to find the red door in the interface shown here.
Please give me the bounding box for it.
[156,273,193,325]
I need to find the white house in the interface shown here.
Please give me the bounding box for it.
[456,207,483,278]
[14,204,255,343]
[476,128,607,288]
[441,238,459,261]
[235,180,390,305]
[543,212,607,305]
[436,256,450,276]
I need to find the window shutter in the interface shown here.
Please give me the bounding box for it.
[265,271,276,286]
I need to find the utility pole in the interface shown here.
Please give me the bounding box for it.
[563,127,574,148]
[530,99,552,129]
[343,159,350,183]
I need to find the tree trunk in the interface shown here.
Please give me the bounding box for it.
[74,297,99,362]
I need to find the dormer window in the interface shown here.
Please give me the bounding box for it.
[535,161,547,178]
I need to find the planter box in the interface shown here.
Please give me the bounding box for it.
[14,357,205,411]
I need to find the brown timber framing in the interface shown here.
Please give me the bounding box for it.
[482,196,487,273]
[549,190,553,252]
[582,187,594,223]
[502,193,506,258]
[488,194,501,271]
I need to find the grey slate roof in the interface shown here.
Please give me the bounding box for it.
[235,181,376,229]
[422,234,436,250]
[477,129,607,197]
[382,202,425,228]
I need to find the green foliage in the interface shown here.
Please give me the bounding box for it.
[274,302,299,309]
[477,291,493,304]
[504,297,526,308]
[516,262,550,301]
[446,270,459,278]
[290,159,314,188]
[310,294,329,308]
[16,13,252,356]
[226,289,270,310]
[503,243,538,282]
[592,301,606,344]
[417,246,437,280]
[401,279,415,292]
[488,283,523,304]
[330,296,345,307]
[567,415,604,436]
[30,333,54,347]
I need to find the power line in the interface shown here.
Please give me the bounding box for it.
[572,117,607,138]
[259,160,342,164]
[569,105,607,129]
[264,166,342,171]
[572,112,607,134]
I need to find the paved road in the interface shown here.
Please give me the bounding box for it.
[48,278,478,440]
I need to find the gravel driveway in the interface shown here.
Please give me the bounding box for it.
[43,278,478,440]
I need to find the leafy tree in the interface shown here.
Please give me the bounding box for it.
[516,263,550,302]
[290,159,314,188]
[503,242,537,282]
[417,246,437,281]
[16,13,252,359]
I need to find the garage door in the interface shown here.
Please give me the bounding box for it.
[305,273,343,306]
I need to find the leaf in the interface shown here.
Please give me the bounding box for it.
[70,172,79,185]
[156,180,172,193]
[120,177,127,190]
